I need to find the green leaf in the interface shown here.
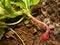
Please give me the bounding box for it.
[24,20,30,24]
[0,1,3,7]
[26,0,31,9]
[0,0,5,7]
[1,0,14,14]
[0,7,5,15]
[14,1,26,8]
[11,0,40,9]
[0,0,40,20]
[21,0,29,10]
[5,0,10,8]
[5,0,14,14]
[30,0,40,6]
[0,28,5,40]
[22,0,39,7]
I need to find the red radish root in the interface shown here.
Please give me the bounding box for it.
[28,14,50,41]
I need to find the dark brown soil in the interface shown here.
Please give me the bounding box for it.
[0,0,60,45]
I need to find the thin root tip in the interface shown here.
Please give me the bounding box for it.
[41,33,49,41]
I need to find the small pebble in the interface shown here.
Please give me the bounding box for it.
[44,18,51,24]
[54,27,60,35]
[42,2,46,5]
[49,25,55,29]
[55,23,60,27]
[53,23,60,27]
[26,24,32,28]
[43,11,47,15]
[33,28,37,33]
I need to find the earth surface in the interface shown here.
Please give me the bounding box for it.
[0,0,60,45]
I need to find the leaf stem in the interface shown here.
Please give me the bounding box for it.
[6,16,25,25]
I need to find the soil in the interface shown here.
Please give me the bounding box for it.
[0,0,60,45]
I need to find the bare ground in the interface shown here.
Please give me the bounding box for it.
[0,0,60,45]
